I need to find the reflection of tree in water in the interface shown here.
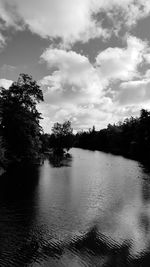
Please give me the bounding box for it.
[0,164,42,267]
[48,153,72,168]
[141,177,150,203]
[140,162,150,204]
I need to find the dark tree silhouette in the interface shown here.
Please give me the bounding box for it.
[0,73,44,166]
[50,121,73,154]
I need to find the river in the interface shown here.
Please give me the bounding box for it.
[0,148,150,266]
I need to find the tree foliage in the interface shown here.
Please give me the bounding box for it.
[0,73,44,165]
[50,121,73,154]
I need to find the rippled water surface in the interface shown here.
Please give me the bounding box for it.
[0,148,150,266]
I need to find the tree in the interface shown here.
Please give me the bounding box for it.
[0,73,44,165]
[51,121,73,154]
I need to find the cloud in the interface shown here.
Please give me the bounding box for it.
[144,53,150,64]
[96,36,147,81]
[41,35,147,101]
[40,49,103,105]
[144,69,150,78]
[38,101,114,133]
[0,0,108,46]
[39,48,114,131]
[0,32,5,49]
[98,0,150,34]
[117,79,150,105]
[39,35,150,132]
[1,0,150,45]
[0,78,13,89]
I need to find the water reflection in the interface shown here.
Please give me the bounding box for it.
[0,164,41,266]
[1,149,150,266]
[48,153,72,168]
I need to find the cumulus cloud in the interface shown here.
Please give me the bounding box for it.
[38,34,150,132]
[40,35,147,101]
[96,36,147,81]
[0,0,150,45]
[0,0,108,45]
[0,78,13,89]
[117,79,150,105]
[40,49,103,105]
[39,48,115,131]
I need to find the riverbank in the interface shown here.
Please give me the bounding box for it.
[74,145,150,167]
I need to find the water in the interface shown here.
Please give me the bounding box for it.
[0,148,150,266]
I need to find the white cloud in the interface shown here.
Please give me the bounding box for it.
[39,48,114,131]
[117,79,150,105]
[96,36,147,81]
[0,0,108,45]
[41,35,147,103]
[0,78,13,89]
[38,101,115,133]
[39,35,150,132]
[40,49,103,105]
[95,0,150,34]
[1,0,150,45]
[145,69,150,78]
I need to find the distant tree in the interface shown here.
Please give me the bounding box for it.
[0,73,44,165]
[51,121,73,154]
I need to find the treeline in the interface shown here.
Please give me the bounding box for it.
[74,109,150,162]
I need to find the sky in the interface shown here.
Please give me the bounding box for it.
[0,0,150,133]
